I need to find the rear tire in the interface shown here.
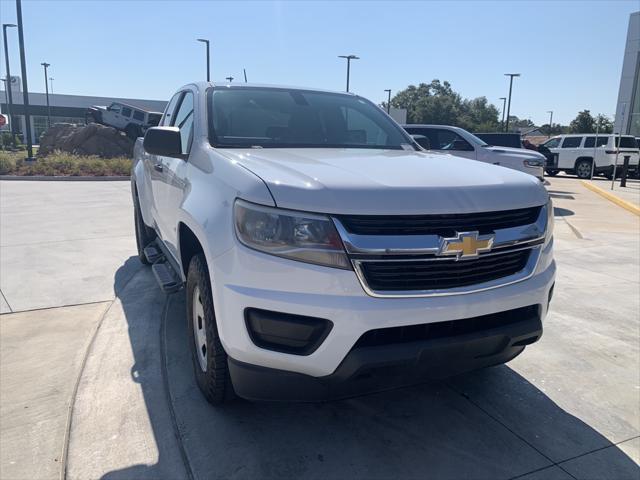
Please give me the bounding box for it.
[545,169,559,176]
[186,254,235,405]
[575,159,593,179]
[134,195,156,265]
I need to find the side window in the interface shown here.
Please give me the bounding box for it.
[132,110,145,122]
[434,129,473,151]
[121,107,132,118]
[171,91,194,154]
[544,137,561,148]
[161,93,183,127]
[561,137,582,148]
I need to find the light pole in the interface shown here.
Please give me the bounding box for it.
[225,76,234,83]
[16,0,34,160]
[196,38,210,82]
[338,54,359,92]
[384,89,391,114]
[547,110,553,138]
[499,97,506,129]
[41,62,51,128]
[243,68,247,83]
[504,73,520,132]
[3,23,17,148]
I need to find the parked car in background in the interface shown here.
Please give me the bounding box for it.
[474,132,522,149]
[86,102,162,139]
[132,83,555,404]
[540,134,640,179]
[403,124,545,180]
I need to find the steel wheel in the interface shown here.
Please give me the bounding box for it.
[575,160,592,179]
[192,285,208,372]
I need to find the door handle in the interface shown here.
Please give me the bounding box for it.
[153,163,163,172]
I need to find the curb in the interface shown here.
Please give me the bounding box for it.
[0,175,130,182]
[580,180,640,216]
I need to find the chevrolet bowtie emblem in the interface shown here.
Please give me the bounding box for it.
[439,231,495,259]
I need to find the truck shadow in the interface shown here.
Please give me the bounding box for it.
[100,260,639,480]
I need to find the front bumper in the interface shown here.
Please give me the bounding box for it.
[210,234,556,383]
[228,305,543,401]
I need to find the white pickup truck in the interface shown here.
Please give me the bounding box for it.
[132,83,555,404]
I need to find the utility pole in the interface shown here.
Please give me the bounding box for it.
[547,110,553,138]
[243,68,247,83]
[3,23,17,148]
[384,89,391,114]
[504,73,520,132]
[16,0,34,160]
[499,97,506,131]
[41,62,51,128]
[197,38,210,81]
[338,54,359,92]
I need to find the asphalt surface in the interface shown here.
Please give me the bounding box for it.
[0,176,638,480]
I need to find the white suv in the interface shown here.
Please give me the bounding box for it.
[86,102,163,139]
[403,124,545,181]
[541,134,640,179]
[132,83,555,403]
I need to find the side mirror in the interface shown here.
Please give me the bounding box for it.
[143,126,185,159]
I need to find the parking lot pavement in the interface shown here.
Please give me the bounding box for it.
[0,180,138,312]
[1,178,638,480]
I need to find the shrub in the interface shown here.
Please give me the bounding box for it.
[0,150,132,176]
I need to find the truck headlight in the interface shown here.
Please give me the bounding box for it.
[234,199,350,269]
[545,197,554,245]
[524,159,544,168]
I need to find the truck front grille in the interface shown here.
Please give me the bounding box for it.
[357,249,530,292]
[337,206,541,237]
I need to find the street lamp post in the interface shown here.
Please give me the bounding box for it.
[243,69,247,83]
[338,54,359,92]
[503,73,520,132]
[196,38,210,81]
[384,89,391,114]
[16,0,34,160]
[2,23,17,148]
[547,110,553,138]
[499,97,506,129]
[41,62,51,128]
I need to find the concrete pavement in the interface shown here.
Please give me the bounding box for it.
[0,177,638,480]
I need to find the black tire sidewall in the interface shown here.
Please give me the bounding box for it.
[186,254,234,404]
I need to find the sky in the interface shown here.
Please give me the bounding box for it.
[0,0,637,125]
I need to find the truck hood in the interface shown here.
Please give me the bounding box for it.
[482,145,546,160]
[220,148,548,215]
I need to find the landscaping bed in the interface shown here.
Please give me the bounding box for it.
[0,151,132,177]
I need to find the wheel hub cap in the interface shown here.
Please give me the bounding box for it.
[192,286,208,372]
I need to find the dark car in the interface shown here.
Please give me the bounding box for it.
[474,133,522,149]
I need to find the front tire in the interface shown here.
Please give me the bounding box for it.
[575,159,593,179]
[186,254,235,405]
[545,169,559,177]
[134,195,156,265]
[125,124,141,139]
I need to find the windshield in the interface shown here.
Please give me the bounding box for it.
[457,129,488,147]
[208,87,415,149]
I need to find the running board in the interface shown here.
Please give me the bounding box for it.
[152,262,183,294]
[143,245,164,264]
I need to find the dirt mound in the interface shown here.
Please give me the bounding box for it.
[38,123,134,158]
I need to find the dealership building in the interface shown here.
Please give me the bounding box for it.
[0,77,167,143]
[614,11,640,137]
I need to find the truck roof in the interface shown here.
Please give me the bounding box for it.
[182,81,357,97]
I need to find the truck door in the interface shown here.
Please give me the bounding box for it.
[156,90,194,259]
[146,92,182,242]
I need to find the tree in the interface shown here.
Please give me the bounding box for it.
[390,80,500,131]
[595,114,613,134]
[569,110,596,133]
